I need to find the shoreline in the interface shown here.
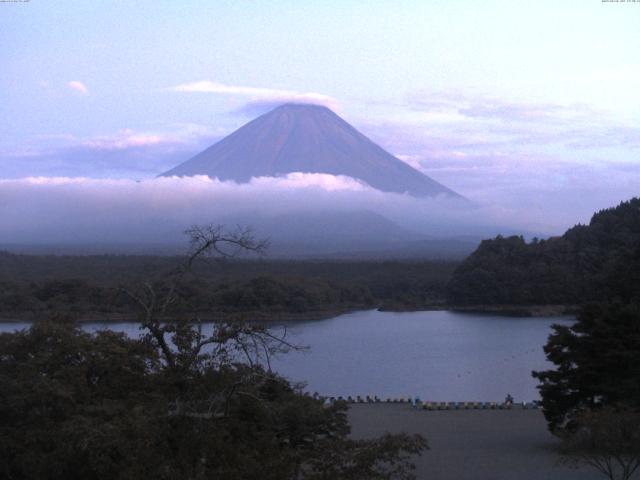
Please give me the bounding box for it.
[367,303,577,317]
[448,304,579,317]
[0,306,364,324]
[0,304,578,323]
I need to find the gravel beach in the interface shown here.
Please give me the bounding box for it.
[348,404,603,480]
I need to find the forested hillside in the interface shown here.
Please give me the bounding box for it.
[0,256,456,320]
[446,198,640,306]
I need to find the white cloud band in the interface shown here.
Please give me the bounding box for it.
[168,80,339,110]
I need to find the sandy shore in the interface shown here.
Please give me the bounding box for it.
[348,404,601,480]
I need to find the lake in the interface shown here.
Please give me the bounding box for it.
[0,309,572,402]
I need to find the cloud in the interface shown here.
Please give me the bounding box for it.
[68,81,88,95]
[348,92,640,232]
[0,174,530,247]
[167,80,339,111]
[0,124,222,179]
[245,172,368,192]
[71,123,221,152]
[355,90,639,195]
[404,91,598,124]
[566,125,640,149]
[2,170,637,253]
[79,128,196,151]
[362,116,640,213]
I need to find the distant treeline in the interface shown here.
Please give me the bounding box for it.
[0,255,457,319]
[446,197,640,306]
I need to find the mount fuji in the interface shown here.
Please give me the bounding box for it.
[161,103,462,199]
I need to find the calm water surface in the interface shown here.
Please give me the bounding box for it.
[0,310,572,402]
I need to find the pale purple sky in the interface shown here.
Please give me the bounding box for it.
[1,0,639,238]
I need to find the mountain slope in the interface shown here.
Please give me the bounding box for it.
[161,103,461,198]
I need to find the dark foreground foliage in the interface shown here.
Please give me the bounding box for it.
[447,197,640,306]
[533,303,640,431]
[532,302,640,479]
[0,225,427,480]
[0,320,426,480]
[559,407,640,480]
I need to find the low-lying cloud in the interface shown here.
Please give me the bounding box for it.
[0,174,540,249]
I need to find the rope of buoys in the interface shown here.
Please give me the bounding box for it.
[321,396,541,409]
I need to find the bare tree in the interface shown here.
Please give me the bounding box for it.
[560,407,640,480]
[183,224,268,270]
[119,224,299,418]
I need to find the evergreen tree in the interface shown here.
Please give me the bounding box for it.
[533,303,640,431]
